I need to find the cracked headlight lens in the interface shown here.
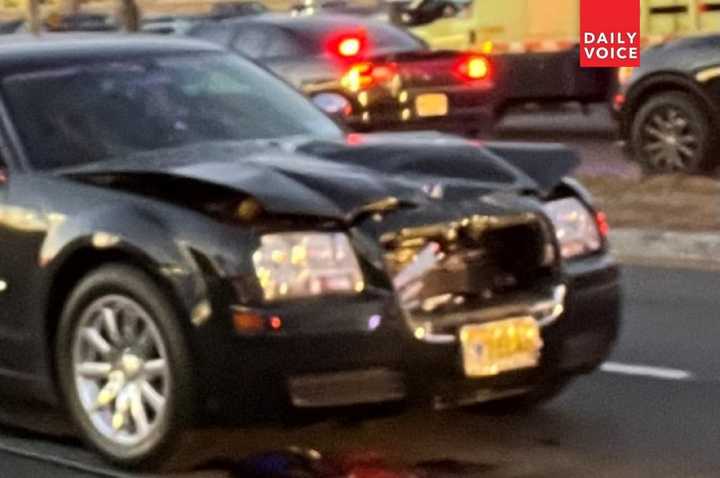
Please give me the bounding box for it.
[544,198,603,259]
[252,232,364,301]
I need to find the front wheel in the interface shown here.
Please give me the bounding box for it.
[630,91,714,174]
[56,264,194,470]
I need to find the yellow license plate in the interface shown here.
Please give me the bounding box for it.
[460,318,543,378]
[415,93,449,117]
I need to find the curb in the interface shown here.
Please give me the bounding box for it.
[610,229,720,269]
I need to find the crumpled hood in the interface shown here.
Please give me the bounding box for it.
[56,134,578,221]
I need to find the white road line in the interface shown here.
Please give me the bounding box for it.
[600,362,694,381]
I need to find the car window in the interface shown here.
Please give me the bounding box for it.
[231,25,270,59]
[188,23,234,45]
[3,52,342,170]
[263,28,307,59]
[230,25,306,59]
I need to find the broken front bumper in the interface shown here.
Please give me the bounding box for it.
[403,252,621,409]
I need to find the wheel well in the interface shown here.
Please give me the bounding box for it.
[45,248,183,379]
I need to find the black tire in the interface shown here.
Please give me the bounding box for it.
[630,91,714,174]
[55,264,194,470]
[468,379,572,416]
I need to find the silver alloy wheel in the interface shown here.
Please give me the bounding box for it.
[640,106,700,172]
[72,295,170,448]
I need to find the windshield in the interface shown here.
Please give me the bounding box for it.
[3,52,342,170]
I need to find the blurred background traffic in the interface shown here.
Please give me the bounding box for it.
[4,0,720,235]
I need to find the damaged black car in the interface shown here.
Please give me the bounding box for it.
[0,34,620,469]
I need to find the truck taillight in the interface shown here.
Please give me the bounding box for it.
[456,55,491,81]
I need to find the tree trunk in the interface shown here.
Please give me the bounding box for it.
[118,0,140,32]
[26,0,41,34]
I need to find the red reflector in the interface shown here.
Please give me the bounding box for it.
[596,211,610,237]
[346,133,364,145]
[456,55,491,80]
[613,93,626,109]
[269,315,283,331]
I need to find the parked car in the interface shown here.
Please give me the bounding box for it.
[0,20,22,34]
[614,34,720,174]
[8,13,118,33]
[0,34,619,469]
[141,3,268,36]
[141,15,208,35]
[187,14,499,136]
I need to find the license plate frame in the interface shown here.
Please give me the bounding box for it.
[460,317,543,378]
[415,93,449,117]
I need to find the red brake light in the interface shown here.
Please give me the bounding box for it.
[327,31,368,59]
[338,37,362,57]
[456,55,491,81]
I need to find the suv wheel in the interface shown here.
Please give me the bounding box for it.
[631,91,713,173]
[630,91,713,174]
[56,264,193,470]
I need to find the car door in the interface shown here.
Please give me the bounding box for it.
[0,120,51,384]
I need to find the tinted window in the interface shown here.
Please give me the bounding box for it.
[188,23,234,45]
[231,25,306,59]
[4,52,341,170]
[230,25,269,59]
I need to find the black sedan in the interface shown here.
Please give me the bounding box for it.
[187,14,498,135]
[0,34,619,469]
[613,34,720,174]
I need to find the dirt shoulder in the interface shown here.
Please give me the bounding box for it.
[579,174,720,232]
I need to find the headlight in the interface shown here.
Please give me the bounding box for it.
[543,198,604,259]
[252,232,364,301]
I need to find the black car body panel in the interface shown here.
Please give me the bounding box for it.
[0,36,618,440]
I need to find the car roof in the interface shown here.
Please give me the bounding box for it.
[218,12,391,31]
[0,33,222,72]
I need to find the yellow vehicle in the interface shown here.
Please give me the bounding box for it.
[404,0,720,113]
[411,0,720,53]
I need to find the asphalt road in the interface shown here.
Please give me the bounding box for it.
[1,265,718,478]
[493,104,642,178]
